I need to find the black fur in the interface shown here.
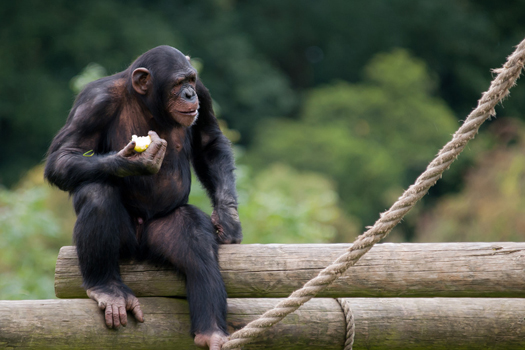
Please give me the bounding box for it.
[45,46,242,336]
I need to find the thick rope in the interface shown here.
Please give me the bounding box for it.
[336,298,355,350]
[222,38,525,350]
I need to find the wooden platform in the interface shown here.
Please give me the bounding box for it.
[1,242,525,349]
[56,242,525,298]
[1,297,525,349]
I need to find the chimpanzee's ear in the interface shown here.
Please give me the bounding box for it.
[132,68,151,95]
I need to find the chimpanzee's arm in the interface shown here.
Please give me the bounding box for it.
[44,79,163,329]
[45,81,166,192]
[191,80,242,243]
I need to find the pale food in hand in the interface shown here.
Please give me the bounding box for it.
[131,135,152,152]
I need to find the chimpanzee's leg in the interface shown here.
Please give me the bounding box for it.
[72,182,143,328]
[144,204,228,349]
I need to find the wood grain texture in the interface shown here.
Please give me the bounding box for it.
[1,298,524,349]
[55,242,525,298]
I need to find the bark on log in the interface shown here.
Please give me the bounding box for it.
[1,297,524,349]
[55,242,525,298]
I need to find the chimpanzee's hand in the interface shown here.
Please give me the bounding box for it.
[211,206,242,244]
[87,284,144,329]
[115,131,167,176]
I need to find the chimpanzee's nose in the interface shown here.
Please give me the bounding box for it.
[184,88,195,100]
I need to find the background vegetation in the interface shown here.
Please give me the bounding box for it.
[1,0,525,299]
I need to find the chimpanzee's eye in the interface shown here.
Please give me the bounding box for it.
[172,85,181,95]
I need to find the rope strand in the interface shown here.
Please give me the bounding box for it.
[222,38,525,350]
[336,298,355,350]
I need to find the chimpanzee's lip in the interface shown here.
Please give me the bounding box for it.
[177,109,198,117]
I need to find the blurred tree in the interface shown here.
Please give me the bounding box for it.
[70,63,107,94]
[0,0,296,186]
[2,0,525,189]
[189,162,358,243]
[235,0,525,119]
[249,50,458,232]
[416,118,525,242]
[238,164,358,243]
[0,0,183,186]
[0,166,73,299]
[1,0,525,246]
[142,0,298,142]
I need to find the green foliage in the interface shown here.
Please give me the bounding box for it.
[249,50,458,228]
[235,0,525,117]
[2,0,525,301]
[3,0,525,188]
[0,185,69,299]
[3,0,525,190]
[304,50,457,166]
[365,49,436,99]
[0,0,296,185]
[0,165,75,300]
[237,164,358,243]
[190,159,358,244]
[0,0,181,185]
[70,63,107,94]
[190,32,297,142]
[416,118,525,242]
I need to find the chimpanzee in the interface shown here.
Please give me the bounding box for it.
[44,46,242,350]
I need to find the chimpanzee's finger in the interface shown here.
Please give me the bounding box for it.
[112,305,121,329]
[145,131,167,167]
[153,142,167,166]
[128,297,144,323]
[119,306,128,327]
[118,141,136,158]
[105,305,114,328]
[147,131,167,154]
[147,130,162,150]
[148,130,160,140]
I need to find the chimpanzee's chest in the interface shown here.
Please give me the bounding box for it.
[119,128,194,219]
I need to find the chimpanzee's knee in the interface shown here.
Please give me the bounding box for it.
[72,182,137,287]
[144,205,219,270]
[72,182,121,216]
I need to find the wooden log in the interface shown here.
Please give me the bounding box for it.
[55,242,525,298]
[1,297,524,349]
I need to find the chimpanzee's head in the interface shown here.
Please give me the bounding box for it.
[130,46,199,127]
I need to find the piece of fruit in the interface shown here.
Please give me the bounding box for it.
[131,135,152,152]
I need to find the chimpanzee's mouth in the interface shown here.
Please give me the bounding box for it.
[177,109,198,117]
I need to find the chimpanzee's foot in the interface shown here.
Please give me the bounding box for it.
[87,283,144,329]
[194,331,228,350]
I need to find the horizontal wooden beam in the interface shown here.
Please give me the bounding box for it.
[55,242,525,298]
[1,297,524,349]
